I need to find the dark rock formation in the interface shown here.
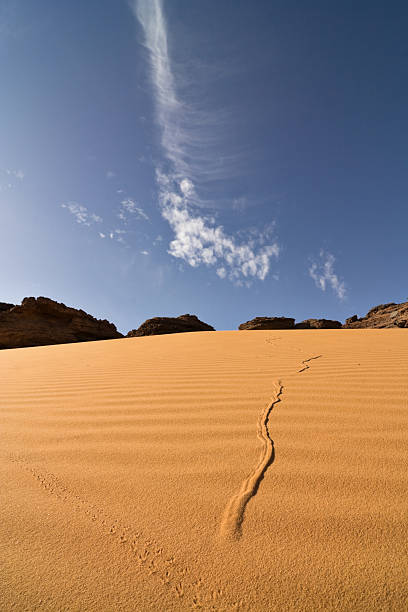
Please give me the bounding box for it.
[294,318,342,329]
[0,302,15,312]
[127,314,215,337]
[238,316,295,330]
[343,301,408,328]
[0,297,123,349]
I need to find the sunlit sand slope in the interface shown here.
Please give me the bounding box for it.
[1,330,407,611]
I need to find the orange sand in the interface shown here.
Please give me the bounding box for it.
[1,330,407,611]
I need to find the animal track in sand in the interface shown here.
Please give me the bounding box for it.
[220,353,323,541]
[265,337,282,344]
[10,455,228,610]
[298,355,322,373]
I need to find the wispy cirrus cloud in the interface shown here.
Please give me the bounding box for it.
[131,1,235,187]
[309,250,346,300]
[118,198,149,221]
[131,0,279,284]
[61,202,102,226]
[62,196,150,248]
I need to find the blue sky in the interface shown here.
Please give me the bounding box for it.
[1,0,407,333]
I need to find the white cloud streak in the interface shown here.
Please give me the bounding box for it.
[309,251,346,300]
[132,1,233,186]
[132,0,279,283]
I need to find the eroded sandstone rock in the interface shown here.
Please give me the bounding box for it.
[238,316,295,330]
[0,302,14,312]
[127,314,215,337]
[0,297,123,349]
[295,318,342,329]
[343,301,408,328]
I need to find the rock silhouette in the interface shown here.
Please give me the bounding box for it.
[0,297,123,349]
[0,302,15,313]
[295,319,342,329]
[238,317,295,330]
[127,314,215,337]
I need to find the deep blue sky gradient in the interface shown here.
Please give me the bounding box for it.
[1,1,407,332]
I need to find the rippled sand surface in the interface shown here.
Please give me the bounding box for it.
[1,330,407,611]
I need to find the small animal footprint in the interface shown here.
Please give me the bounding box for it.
[160,569,172,585]
[212,588,223,600]
[137,549,150,565]
[174,582,184,598]
[192,594,203,609]
[148,560,158,575]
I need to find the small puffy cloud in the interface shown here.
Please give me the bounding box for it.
[309,250,346,300]
[61,202,103,226]
[158,173,279,284]
[108,229,127,243]
[106,170,116,179]
[118,198,149,221]
[141,250,149,255]
[99,232,106,238]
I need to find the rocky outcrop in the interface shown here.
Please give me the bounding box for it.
[0,302,15,312]
[238,316,295,330]
[295,318,342,329]
[127,314,215,337]
[0,297,123,349]
[343,301,408,328]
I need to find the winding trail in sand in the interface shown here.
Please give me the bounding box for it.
[220,353,323,541]
[219,381,283,541]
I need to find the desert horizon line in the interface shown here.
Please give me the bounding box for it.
[1,295,407,351]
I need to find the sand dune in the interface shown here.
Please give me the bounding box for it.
[1,330,407,611]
